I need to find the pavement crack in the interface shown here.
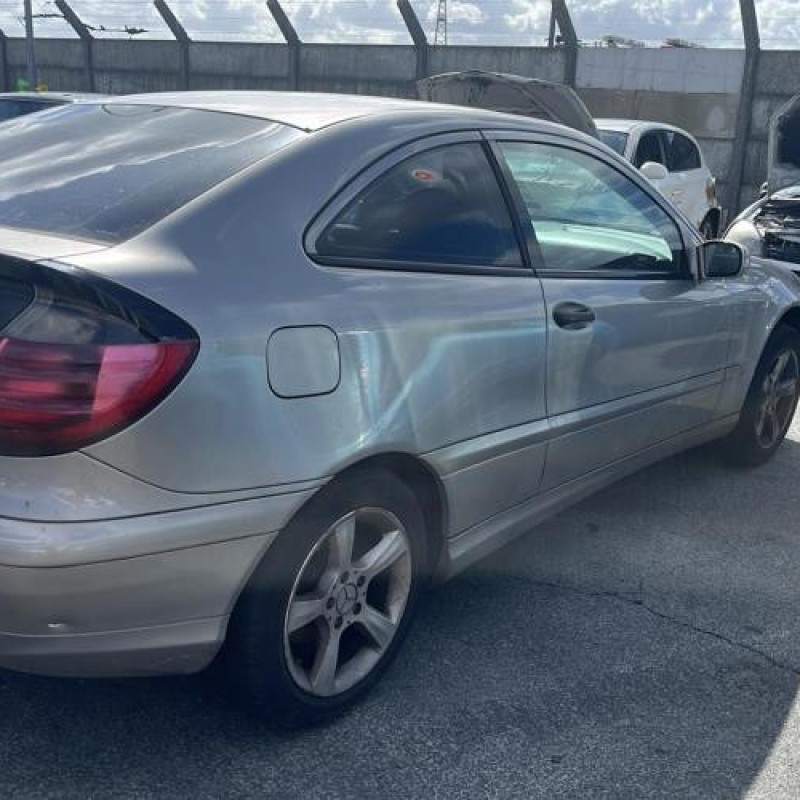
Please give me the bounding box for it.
[530,577,800,678]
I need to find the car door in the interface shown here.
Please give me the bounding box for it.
[490,132,736,490]
[634,128,685,212]
[307,132,550,535]
[664,130,708,228]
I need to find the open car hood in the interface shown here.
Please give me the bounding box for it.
[417,71,598,139]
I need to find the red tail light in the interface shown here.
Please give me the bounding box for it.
[0,258,199,456]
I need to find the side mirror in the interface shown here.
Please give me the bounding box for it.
[640,161,669,182]
[699,240,747,279]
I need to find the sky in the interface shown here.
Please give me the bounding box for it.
[0,0,797,49]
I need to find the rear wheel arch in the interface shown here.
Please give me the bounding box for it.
[332,453,450,581]
[225,452,449,620]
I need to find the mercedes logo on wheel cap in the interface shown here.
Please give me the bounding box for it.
[335,583,358,615]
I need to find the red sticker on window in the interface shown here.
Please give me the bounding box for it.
[411,168,438,182]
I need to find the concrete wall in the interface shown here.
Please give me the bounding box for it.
[4,38,800,214]
[299,45,417,97]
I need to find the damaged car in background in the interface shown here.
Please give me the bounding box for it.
[596,119,722,239]
[727,94,800,270]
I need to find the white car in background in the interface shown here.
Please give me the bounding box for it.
[597,119,721,238]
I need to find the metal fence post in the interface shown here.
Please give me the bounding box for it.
[727,0,761,215]
[397,0,429,80]
[54,0,94,92]
[266,0,301,91]
[154,0,191,90]
[23,0,37,89]
[551,0,578,87]
[0,30,7,92]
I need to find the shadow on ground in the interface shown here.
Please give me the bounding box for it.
[4,432,800,798]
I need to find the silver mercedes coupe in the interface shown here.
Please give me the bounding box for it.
[0,92,797,724]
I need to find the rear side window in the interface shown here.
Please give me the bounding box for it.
[315,142,523,269]
[0,99,61,121]
[665,131,701,172]
[0,104,298,243]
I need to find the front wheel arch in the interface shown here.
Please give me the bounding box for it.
[721,323,800,467]
[773,306,800,342]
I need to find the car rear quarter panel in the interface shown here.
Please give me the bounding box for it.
[70,116,551,526]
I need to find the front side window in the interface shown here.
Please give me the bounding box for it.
[498,141,684,275]
[598,130,628,157]
[315,142,522,269]
[634,131,665,168]
[665,131,701,172]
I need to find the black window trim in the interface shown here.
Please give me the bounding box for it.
[483,130,694,282]
[304,130,534,279]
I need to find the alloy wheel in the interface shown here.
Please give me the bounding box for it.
[283,507,412,698]
[755,348,800,449]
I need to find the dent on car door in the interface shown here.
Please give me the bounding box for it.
[309,134,549,535]
[493,136,735,489]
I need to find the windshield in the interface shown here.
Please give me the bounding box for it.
[0,103,298,243]
[598,130,629,157]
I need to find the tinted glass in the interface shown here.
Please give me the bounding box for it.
[598,130,628,156]
[0,104,298,243]
[316,142,522,268]
[0,99,60,121]
[634,131,665,167]
[499,142,683,274]
[666,131,701,171]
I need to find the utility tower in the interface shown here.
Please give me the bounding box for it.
[434,0,447,45]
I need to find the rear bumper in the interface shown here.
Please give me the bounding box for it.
[0,618,227,678]
[0,488,315,677]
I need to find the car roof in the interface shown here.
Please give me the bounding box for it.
[100,90,573,133]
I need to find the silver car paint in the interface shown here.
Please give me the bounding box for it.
[0,93,798,677]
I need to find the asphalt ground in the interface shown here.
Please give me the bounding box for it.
[4,419,800,799]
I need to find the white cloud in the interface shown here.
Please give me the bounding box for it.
[0,0,793,48]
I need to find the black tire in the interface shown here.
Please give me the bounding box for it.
[721,325,800,467]
[224,468,427,726]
